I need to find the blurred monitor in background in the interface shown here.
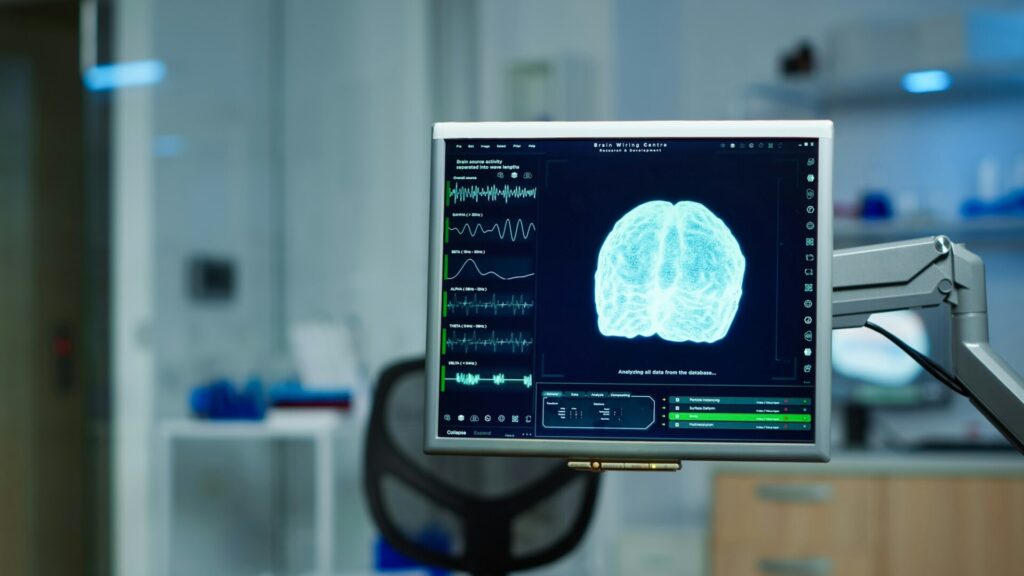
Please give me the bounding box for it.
[832,309,950,407]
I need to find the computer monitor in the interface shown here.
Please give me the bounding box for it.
[833,309,950,407]
[425,121,833,462]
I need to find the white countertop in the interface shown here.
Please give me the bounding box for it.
[709,450,1024,476]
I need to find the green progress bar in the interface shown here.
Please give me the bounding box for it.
[441,365,446,393]
[442,292,448,318]
[442,328,447,355]
[669,396,811,406]
[445,181,451,206]
[444,217,449,243]
[669,412,812,423]
[443,255,449,279]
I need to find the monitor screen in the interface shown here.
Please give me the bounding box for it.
[426,121,832,462]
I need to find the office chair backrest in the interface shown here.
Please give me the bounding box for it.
[364,358,601,576]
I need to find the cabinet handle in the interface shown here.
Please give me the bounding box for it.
[756,482,833,503]
[759,557,833,575]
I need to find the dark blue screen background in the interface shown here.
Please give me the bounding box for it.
[437,137,819,443]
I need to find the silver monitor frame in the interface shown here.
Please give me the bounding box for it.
[425,121,833,462]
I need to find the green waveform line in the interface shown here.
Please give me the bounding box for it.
[447,372,534,389]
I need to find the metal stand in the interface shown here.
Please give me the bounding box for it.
[833,236,1024,452]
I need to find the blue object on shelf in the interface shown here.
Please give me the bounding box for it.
[189,377,265,420]
[961,188,1024,218]
[861,191,894,220]
[375,531,450,576]
[268,379,352,408]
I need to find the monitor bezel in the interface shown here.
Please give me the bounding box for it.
[425,121,833,462]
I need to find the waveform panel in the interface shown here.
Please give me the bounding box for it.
[449,372,533,389]
[445,256,534,282]
[439,365,533,392]
[444,292,535,317]
[446,218,536,243]
[447,181,538,205]
[444,329,534,354]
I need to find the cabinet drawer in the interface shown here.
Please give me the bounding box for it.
[713,474,883,549]
[714,548,876,576]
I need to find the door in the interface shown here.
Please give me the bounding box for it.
[0,3,110,575]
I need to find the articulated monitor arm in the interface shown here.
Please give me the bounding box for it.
[833,236,1024,452]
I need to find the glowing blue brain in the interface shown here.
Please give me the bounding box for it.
[595,200,745,343]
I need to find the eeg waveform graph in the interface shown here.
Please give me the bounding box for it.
[448,371,533,389]
[444,256,534,281]
[439,365,534,392]
[446,218,536,242]
[444,292,535,317]
[446,181,538,205]
[442,329,534,354]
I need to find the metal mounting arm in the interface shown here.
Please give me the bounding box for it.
[833,236,1024,452]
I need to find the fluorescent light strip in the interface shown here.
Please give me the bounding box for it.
[901,70,952,94]
[83,60,166,91]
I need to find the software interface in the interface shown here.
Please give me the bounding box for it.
[436,137,820,443]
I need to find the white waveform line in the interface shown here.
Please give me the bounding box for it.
[449,183,538,204]
[448,219,537,242]
[446,258,535,281]
[448,293,534,316]
[448,331,534,353]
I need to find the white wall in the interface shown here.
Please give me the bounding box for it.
[153,0,282,414]
[476,0,616,120]
[277,2,435,568]
[612,0,685,120]
[149,1,285,574]
[283,0,431,379]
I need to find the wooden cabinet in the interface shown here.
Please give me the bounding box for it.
[713,475,884,576]
[713,472,1024,576]
[882,478,1024,576]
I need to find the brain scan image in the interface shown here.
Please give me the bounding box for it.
[595,200,746,343]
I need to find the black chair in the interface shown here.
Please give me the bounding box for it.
[364,358,602,576]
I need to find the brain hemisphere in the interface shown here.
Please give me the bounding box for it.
[595,200,745,343]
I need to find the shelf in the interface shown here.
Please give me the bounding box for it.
[833,216,1024,248]
[160,411,356,440]
[747,61,1024,110]
[160,413,354,576]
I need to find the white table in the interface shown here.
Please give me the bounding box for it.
[158,414,347,576]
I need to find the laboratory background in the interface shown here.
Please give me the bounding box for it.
[3,0,1024,575]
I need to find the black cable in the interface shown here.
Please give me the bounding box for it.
[864,321,969,397]
[865,322,1024,455]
